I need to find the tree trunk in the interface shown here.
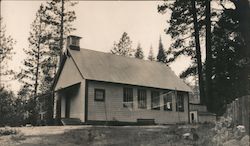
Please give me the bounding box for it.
[59,0,64,65]
[238,0,250,95]
[205,0,212,110]
[191,0,206,104]
[34,17,42,97]
[232,0,250,96]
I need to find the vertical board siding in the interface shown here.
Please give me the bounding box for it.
[226,95,250,134]
[87,81,189,124]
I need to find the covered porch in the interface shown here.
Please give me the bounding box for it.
[53,82,86,123]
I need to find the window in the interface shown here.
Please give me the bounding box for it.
[176,92,185,112]
[151,91,160,110]
[138,89,147,109]
[71,38,79,46]
[94,89,105,101]
[163,92,172,111]
[123,88,133,108]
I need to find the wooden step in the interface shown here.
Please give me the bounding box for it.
[61,118,82,125]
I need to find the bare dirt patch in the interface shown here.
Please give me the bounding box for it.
[0,125,215,146]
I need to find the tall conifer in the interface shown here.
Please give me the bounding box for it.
[148,45,155,61]
[156,36,167,63]
[134,43,144,59]
[110,32,134,57]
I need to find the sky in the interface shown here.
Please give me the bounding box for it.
[1,1,192,93]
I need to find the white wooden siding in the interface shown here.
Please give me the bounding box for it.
[87,81,189,124]
[61,95,66,118]
[189,111,198,123]
[58,80,86,122]
[190,104,207,112]
[70,81,85,121]
[55,56,83,91]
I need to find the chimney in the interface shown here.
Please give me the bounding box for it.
[67,35,82,51]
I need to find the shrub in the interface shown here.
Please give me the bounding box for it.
[0,128,18,136]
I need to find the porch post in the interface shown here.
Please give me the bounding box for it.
[53,92,61,120]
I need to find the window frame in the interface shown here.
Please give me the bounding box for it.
[123,87,133,108]
[70,38,79,46]
[163,92,173,111]
[151,91,160,110]
[94,89,105,102]
[176,92,185,112]
[137,89,147,109]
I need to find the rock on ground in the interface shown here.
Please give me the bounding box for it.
[240,135,249,146]
[222,139,240,146]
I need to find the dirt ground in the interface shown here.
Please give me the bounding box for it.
[0,124,215,146]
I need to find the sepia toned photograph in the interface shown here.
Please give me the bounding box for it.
[0,0,249,145]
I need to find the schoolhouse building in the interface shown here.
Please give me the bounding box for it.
[53,35,192,125]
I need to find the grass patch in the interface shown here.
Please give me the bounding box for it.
[11,132,26,141]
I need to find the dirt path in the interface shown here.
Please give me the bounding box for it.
[0,126,90,146]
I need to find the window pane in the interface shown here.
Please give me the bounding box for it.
[176,92,184,112]
[95,89,105,101]
[151,91,160,110]
[138,89,147,109]
[123,88,133,108]
[163,92,172,111]
[71,38,79,46]
[96,91,103,99]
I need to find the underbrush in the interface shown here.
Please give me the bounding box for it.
[212,116,249,146]
[59,124,216,146]
[0,127,19,136]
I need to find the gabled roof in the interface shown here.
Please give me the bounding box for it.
[65,48,191,92]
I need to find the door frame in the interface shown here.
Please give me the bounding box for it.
[65,96,70,118]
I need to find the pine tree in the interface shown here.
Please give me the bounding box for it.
[233,0,250,95]
[0,17,15,87]
[0,87,26,126]
[38,0,77,122]
[208,1,248,114]
[191,0,206,104]
[18,5,47,96]
[158,0,207,105]
[110,32,134,57]
[134,43,144,59]
[0,87,15,126]
[205,0,212,108]
[159,0,250,115]
[158,0,206,71]
[40,0,77,94]
[17,5,48,124]
[156,36,167,63]
[148,45,155,61]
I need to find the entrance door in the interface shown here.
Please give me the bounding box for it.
[65,97,70,118]
[191,113,195,123]
[190,111,197,123]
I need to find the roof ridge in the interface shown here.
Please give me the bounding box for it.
[77,48,169,66]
